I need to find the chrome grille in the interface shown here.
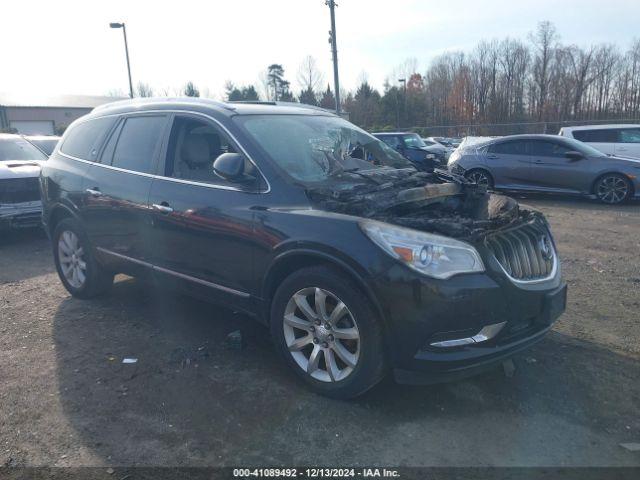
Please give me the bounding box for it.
[485,219,556,282]
[0,178,41,204]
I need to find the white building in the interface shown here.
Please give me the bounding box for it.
[0,93,127,135]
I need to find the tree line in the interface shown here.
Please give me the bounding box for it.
[128,21,640,136]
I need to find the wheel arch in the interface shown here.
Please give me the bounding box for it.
[261,250,390,349]
[591,171,635,196]
[47,203,78,236]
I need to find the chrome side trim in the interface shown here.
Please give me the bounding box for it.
[430,321,507,348]
[153,265,250,298]
[96,247,250,298]
[57,108,271,193]
[96,247,153,268]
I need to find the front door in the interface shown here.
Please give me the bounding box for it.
[147,114,265,309]
[525,139,590,193]
[82,114,170,265]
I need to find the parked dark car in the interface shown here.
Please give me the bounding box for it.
[0,133,47,229]
[448,134,640,204]
[40,99,566,398]
[23,135,61,157]
[372,132,444,169]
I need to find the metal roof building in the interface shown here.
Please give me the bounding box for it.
[0,93,127,135]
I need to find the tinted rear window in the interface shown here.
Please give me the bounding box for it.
[60,117,116,160]
[489,141,527,155]
[110,116,167,174]
[572,129,619,143]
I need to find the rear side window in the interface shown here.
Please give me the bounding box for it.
[60,117,116,160]
[527,140,571,158]
[572,129,618,143]
[109,116,167,174]
[489,141,527,155]
[619,128,640,143]
[380,136,401,149]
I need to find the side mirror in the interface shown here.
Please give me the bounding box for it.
[213,153,246,181]
[565,150,584,161]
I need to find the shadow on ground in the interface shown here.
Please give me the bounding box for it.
[0,228,53,283]
[51,277,640,466]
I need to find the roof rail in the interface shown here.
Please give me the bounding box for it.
[92,97,235,113]
[228,100,336,115]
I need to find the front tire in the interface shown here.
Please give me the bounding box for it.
[465,169,494,189]
[594,174,631,204]
[270,266,386,399]
[52,218,114,298]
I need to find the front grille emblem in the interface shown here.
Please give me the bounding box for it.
[539,235,553,260]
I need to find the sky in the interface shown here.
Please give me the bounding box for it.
[2,0,639,99]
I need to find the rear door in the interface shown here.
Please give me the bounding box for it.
[571,128,617,156]
[484,140,532,188]
[82,114,170,266]
[615,127,640,159]
[526,139,592,193]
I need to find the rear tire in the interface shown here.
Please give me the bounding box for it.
[465,169,494,189]
[594,173,631,205]
[52,218,113,298]
[270,266,386,399]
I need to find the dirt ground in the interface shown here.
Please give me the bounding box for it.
[1,196,639,468]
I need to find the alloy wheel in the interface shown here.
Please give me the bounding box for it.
[283,287,360,383]
[58,230,87,289]
[467,170,490,188]
[596,175,629,204]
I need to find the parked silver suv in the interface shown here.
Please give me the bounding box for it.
[448,134,640,204]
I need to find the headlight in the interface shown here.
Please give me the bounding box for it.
[360,220,484,279]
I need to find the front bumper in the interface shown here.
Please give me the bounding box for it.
[0,201,43,229]
[370,261,566,385]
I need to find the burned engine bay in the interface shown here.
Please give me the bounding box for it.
[306,168,544,241]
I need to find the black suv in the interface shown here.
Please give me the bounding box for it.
[40,99,566,399]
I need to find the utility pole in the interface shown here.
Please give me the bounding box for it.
[110,22,134,98]
[326,0,341,115]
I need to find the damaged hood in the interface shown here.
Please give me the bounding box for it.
[0,160,43,180]
[306,167,540,240]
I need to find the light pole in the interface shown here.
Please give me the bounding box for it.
[110,22,134,98]
[326,1,341,115]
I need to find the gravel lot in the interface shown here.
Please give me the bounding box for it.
[1,196,639,468]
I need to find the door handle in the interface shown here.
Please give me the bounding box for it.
[85,188,102,197]
[487,154,498,159]
[152,203,174,214]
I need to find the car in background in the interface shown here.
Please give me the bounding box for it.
[448,134,640,204]
[422,137,454,160]
[23,135,61,157]
[372,132,442,170]
[0,134,48,229]
[559,124,640,159]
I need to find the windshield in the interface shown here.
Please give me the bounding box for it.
[402,133,427,149]
[234,114,411,183]
[0,137,47,161]
[560,136,607,157]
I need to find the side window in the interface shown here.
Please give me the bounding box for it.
[572,129,618,143]
[60,117,116,161]
[619,128,640,143]
[162,116,255,187]
[489,141,526,155]
[528,140,571,158]
[380,136,401,149]
[110,116,167,174]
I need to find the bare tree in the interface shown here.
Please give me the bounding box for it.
[136,82,154,97]
[296,55,324,92]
